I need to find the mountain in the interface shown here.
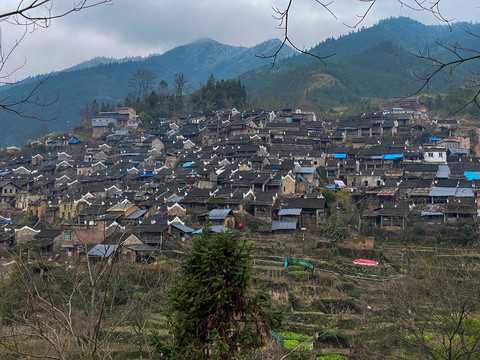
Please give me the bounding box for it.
[0,17,479,146]
[0,38,295,146]
[239,17,480,106]
[64,56,143,72]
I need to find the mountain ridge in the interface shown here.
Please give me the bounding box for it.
[0,18,479,146]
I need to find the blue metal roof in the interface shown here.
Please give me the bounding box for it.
[334,153,346,159]
[278,208,302,216]
[429,187,474,197]
[165,196,185,203]
[171,223,194,233]
[455,188,474,197]
[271,221,297,231]
[88,244,118,258]
[429,187,456,197]
[209,209,232,220]
[437,164,450,179]
[125,209,147,219]
[114,130,128,135]
[448,148,468,155]
[295,167,316,174]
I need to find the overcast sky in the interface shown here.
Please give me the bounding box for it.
[0,0,478,82]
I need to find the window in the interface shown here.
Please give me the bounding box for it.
[9,189,12,193]
[64,231,71,241]
[428,153,434,157]
[439,153,443,158]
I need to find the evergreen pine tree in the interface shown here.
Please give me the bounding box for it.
[154,228,281,359]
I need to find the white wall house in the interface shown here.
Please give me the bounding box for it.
[423,146,447,164]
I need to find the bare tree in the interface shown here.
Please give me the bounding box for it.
[0,1,112,119]
[129,69,156,100]
[0,228,171,359]
[263,0,453,65]
[158,80,168,96]
[263,0,480,105]
[380,252,480,360]
[173,72,189,97]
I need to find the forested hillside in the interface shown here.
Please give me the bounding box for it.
[0,17,479,145]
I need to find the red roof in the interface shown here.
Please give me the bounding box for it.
[353,259,378,266]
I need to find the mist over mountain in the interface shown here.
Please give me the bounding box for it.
[0,17,478,146]
[0,38,294,146]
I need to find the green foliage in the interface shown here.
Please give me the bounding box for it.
[321,189,357,240]
[317,355,348,360]
[277,331,314,342]
[460,224,477,245]
[0,281,24,325]
[405,332,435,341]
[420,87,480,119]
[155,229,281,359]
[191,74,246,111]
[32,144,53,153]
[321,188,336,207]
[283,339,312,351]
[317,328,349,348]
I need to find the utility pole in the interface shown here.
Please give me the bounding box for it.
[301,227,306,257]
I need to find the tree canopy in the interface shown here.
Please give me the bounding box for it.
[155,228,281,359]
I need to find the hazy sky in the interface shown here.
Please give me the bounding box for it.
[1,0,478,82]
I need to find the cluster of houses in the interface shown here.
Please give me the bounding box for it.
[0,103,479,261]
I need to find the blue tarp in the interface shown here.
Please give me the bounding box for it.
[194,225,229,234]
[464,171,480,181]
[383,154,404,160]
[182,162,194,167]
[334,153,347,159]
[68,140,79,144]
[140,173,154,177]
[429,137,441,141]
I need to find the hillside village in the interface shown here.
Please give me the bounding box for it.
[0,98,478,260]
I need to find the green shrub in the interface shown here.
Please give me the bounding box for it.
[277,331,313,342]
[317,355,348,360]
[317,329,349,347]
[283,339,312,351]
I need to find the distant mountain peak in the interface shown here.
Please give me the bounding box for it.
[64,56,143,72]
[191,38,219,45]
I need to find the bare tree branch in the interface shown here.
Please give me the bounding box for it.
[264,0,480,107]
[257,0,337,67]
[0,0,112,119]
